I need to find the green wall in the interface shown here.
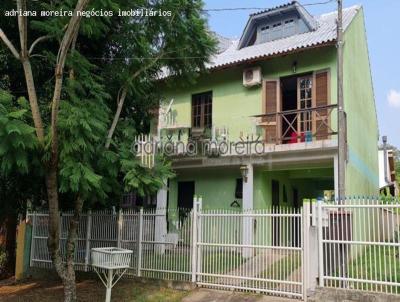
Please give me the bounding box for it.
[169,167,334,210]
[169,168,241,210]
[343,8,379,196]
[160,46,338,143]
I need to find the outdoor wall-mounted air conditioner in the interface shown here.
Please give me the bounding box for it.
[243,67,262,87]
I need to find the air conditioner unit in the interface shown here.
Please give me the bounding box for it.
[243,67,262,87]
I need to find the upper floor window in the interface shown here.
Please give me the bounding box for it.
[258,17,298,44]
[192,91,212,129]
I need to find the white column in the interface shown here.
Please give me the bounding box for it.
[242,164,254,258]
[155,183,168,254]
[334,155,339,200]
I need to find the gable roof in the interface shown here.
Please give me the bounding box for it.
[208,4,360,71]
[238,1,318,49]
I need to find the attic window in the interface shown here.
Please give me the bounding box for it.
[238,2,318,49]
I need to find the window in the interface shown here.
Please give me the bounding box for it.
[192,91,212,129]
[298,76,313,132]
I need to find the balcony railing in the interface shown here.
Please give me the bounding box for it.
[254,104,338,145]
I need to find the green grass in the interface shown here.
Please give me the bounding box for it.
[126,284,188,302]
[201,251,245,274]
[333,245,400,293]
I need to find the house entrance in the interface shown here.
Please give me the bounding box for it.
[177,181,195,223]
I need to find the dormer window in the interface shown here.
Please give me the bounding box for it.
[237,1,318,49]
[258,19,295,43]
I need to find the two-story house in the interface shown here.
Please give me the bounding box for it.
[145,1,379,216]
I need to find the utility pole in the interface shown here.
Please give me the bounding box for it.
[337,0,347,201]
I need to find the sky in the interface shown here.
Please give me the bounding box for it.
[203,0,400,149]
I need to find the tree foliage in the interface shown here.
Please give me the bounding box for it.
[0,1,216,297]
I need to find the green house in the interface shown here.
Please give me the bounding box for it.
[142,2,378,213]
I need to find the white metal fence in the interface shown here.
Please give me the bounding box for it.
[28,198,305,299]
[28,197,400,299]
[28,208,193,281]
[318,198,400,294]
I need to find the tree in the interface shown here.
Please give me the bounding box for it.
[0,1,216,301]
[0,90,44,277]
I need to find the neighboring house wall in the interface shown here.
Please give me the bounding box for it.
[343,8,379,196]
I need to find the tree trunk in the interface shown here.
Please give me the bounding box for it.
[45,167,65,279]
[63,273,77,302]
[62,196,83,302]
[105,88,127,149]
[44,2,90,300]
[105,53,164,149]
[21,58,45,141]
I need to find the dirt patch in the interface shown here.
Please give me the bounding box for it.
[0,277,188,302]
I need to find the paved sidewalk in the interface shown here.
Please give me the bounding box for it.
[182,288,297,302]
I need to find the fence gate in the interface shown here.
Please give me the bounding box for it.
[193,199,304,299]
[317,198,400,295]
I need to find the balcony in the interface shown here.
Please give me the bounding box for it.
[254,104,338,145]
[135,105,338,168]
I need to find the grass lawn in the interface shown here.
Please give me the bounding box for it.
[342,245,400,293]
[0,277,189,302]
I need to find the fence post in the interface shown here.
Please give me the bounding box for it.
[84,210,92,271]
[317,200,324,287]
[196,196,203,281]
[191,196,198,283]
[117,209,123,248]
[29,212,36,267]
[302,200,310,299]
[137,207,143,277]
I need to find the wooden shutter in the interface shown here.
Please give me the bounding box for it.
[315,71,329,139]
[263,80,279,143]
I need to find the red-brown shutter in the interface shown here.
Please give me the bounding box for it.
[315,72,329,139]
[264,80,278,143]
